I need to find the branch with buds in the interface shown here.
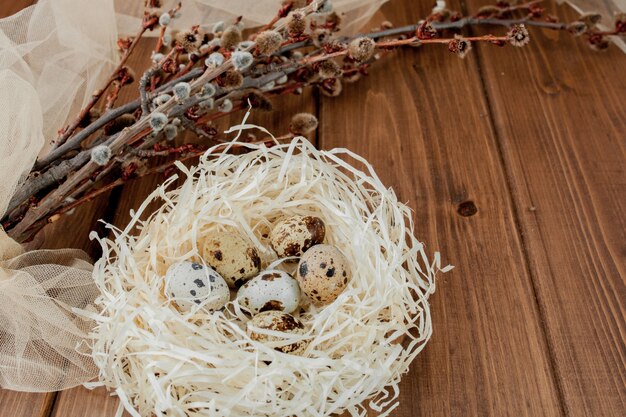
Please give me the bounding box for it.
[3,0,624,242]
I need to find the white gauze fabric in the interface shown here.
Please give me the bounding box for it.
[115,0,389,36]
[0,0,388,393]
[0,0,118,392]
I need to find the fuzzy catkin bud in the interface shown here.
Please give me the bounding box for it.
[91,145,112,166]
[201,83,217,98]
[208,38,221,49]
[255,30,283,55]
[164,124,178,141]
[317,60,342,79]
[290,113,318,135]
[220,70,244,90]
[199,98,215,109]
[152,52,165,64]
[348,37,376,62]
[225,75,243,93]
[580,12,602,26]
[205,52,224,68]
[237,41,255,51]
[150,112,168,131]
[218,99,233,112]
[79,109,101,128]
[176,30,202,52]
[154,94,172,106]
[261,80,276,92]
[324,12,342,29]
[173,82,191,101]
[567,21,588,36]
[159,13,171,26]
[506,24,530,47]
[448,36,472,59]
[312,29,331,48]
[212,21,225,34]
[221,26,242,50]
[287,12,307,37]
[321,79,342,97]
[232,51,253,70]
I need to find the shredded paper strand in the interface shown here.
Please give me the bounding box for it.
[89,138,449,417]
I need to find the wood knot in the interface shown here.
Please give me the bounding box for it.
[541,80,562,96]
[457,200,478,217]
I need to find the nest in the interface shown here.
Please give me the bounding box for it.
[89,136,450,417]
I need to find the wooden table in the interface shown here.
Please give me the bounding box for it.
[1,1,624,416]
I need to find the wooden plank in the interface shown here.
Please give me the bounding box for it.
[319,1,564,416]
[465,1,626,416]
[52,386,121,417]
[0,391,52,417]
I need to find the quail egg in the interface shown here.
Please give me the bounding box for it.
[237,269,301,314]
[246,310,308,355]
[165,261,230,312]
[270,215,325,258]
[296,244,351,305]
[199,231,261,288]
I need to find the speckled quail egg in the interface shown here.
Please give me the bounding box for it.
[246,310,308,355]
[165,261,230,312]
[237,269,301,314]
[270,215,325,258]
[199,231,261,288]
[296,244,351,305]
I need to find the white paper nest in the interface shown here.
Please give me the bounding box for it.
[88,136,450,417]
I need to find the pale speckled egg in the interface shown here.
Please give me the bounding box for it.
[270,215,325,258]
[296,244,350,305]
[246,310,308,355]
[237,270,301,314]
[199,231,261,288]
[165,261,230,312]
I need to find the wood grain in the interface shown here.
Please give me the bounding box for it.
[0,391,52,417]
[1,0,625,416]
[319,1,564,416]
[466,1,626,415]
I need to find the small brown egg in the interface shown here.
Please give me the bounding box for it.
[165,261,229,312]
[270,215,325,258]
[199,231,261,288]
[296,244,350,305]
[246,310,308,355]
[237,270,301,314]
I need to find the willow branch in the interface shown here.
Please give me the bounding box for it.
[33,68,204,171]
[52,24,151,149]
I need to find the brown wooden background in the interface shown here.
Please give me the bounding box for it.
[1,0,624,416]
